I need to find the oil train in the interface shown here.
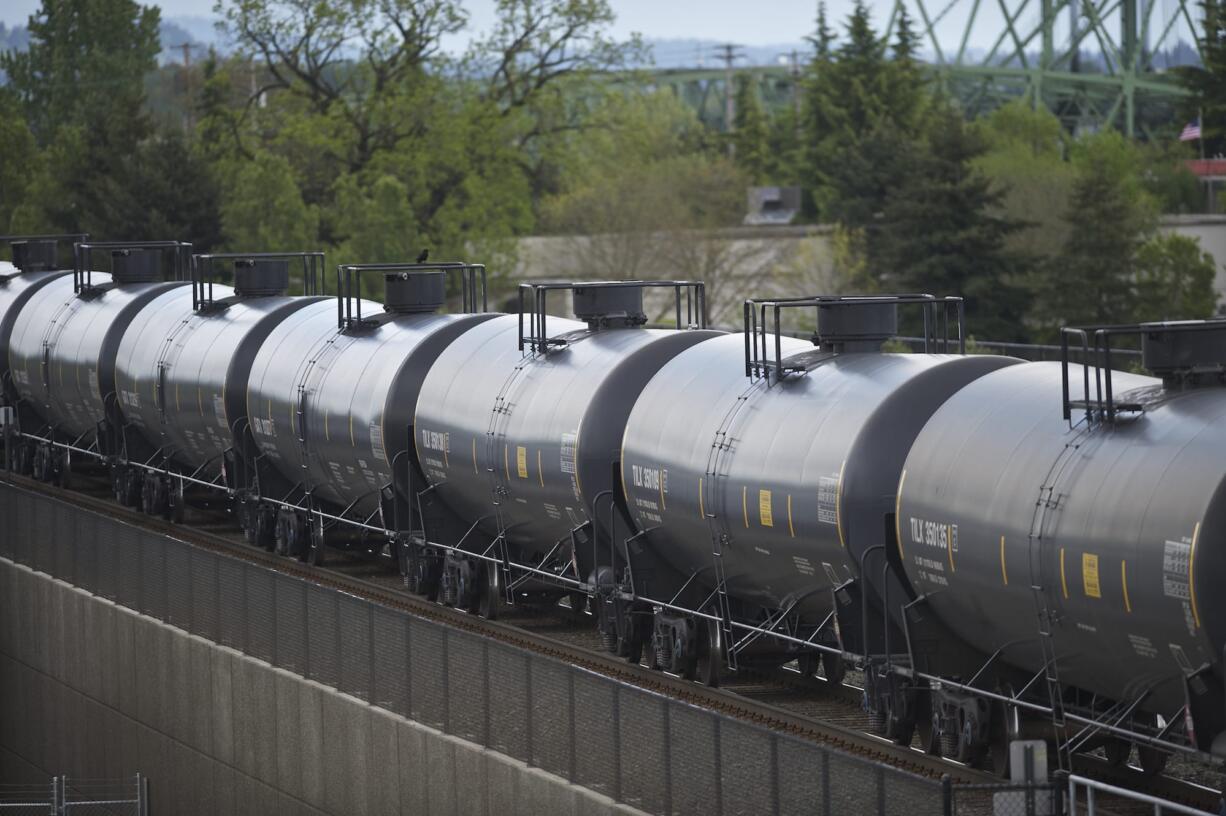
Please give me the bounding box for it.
[1,235,1223,781]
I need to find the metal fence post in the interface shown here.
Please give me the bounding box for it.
[942,774,953,816]
[567,672,576,782]
[876,764,886,815]
[822,749,831,816]
[662,700,672,816]
[611,685,621,802]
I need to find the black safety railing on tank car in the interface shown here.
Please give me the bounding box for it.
[1059,319,1226,425]
[336,262,487,331]
[0,233,88,276]
[191,251,325,311]
[517,280,707,355]
[72,240,192,295]
[742,294,966,381]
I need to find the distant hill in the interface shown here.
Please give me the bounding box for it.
[0,15,230,67]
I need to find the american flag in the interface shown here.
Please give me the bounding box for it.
[1180,119,1202,141]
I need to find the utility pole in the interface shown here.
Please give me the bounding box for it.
[715,43,743,156]
[171,42,197,132]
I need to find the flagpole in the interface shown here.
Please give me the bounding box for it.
[1199,106,1205,161]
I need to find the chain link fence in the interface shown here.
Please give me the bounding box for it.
[0,776,145,816]
[1,482,1045,816]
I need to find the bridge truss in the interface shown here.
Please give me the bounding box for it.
[644,0,1203,138]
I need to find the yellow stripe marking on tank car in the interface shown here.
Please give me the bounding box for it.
[787,495,794,538]
[267,399,272,421]
[835,459,847,549]
[1059,548,1069,599]
[895,469,906,559]
[1121,560,1131,613]
[1000,535,1008,586]
[324,409,330,441]
[698,478,705,519]
[1190,522,1201,629]
[759,489,773,528]
[742,486,749,528]
[197,387,203,417]
[349,413,354,448]
[472,438,478,475]
[947,524,956,573]
[504,444,510,480]
[516,446,528,479]
[537,450,544,487]
[659,471,666,511]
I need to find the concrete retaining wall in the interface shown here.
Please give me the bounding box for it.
[0,558,643,816]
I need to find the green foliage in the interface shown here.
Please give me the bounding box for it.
[875,107,1028,340]
[974,101,1075,266]
[733,76,771,183]
[1134,233,1220,321]
[1037,132,1158,332]
[0,0,160,144]
[1176,0,1226,155]
[220,152,318,251]
[0,94,39,232]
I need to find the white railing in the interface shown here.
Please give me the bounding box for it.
[1067,774,1222,816]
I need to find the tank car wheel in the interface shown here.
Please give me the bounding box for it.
[274,514,289,556]
[16,442,34,476]
[1138,745,1169,777]
[887,697,916,747]
[52,450,70,489]
[619,631,644,665]
[303,514,324,566]
[566,591,588,623]
[797,653,817,678]
[123,470,143,508]
[1104,738,1131,767]
[955,711,988,767]
[476,563,501,620]
[168,479,185,524]
[917,702,942,755]
[821,651,846,686]
[694,617,723,688]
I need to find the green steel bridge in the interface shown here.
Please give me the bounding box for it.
[642,0,1203,138]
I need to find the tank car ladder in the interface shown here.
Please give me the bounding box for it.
[701,378,769,672]
[1026,425,1091,771]
[486,356,530,605]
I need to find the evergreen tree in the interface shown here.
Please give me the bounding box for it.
[1176,0,1226,155]
[0,0,160,144]
[0,93,39,233]
[874,108,1028,339]
[733,75,771,183]
[1043,140,1156,329]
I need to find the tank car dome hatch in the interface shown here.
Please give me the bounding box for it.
[384,269,445,314]
[571,282,648,329]
[110,248,162,285]
[1140,320,1226,386]
[10,239,58,273]
[814,299,898,352]
[232,258,290,298]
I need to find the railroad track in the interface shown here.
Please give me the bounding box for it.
[4,471,1222,813]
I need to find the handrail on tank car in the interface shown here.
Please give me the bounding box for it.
[0,233,88,275]
[516,279,708,355]
[1060,318,1226,424]
[741,294,966,382]
[335,261,487,331]
[72,240,192,295]
[191,251,325,311]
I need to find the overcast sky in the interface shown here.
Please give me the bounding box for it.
[0,0,1199,61]
[0,0,896,43]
